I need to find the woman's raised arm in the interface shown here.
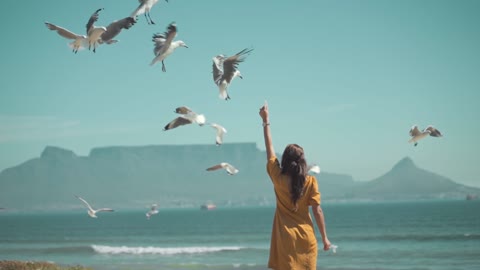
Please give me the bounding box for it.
[259,101,274,160]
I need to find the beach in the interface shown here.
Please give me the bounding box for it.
[1,200,479,270]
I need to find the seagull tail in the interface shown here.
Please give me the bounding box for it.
[150,58,157,66]
[218,86,228,100]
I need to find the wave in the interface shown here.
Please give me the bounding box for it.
[91,245,246,255]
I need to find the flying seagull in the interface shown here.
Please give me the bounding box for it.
[86,8,107,53]
[212,48,253,100]
[45,22,87,53]
[150,22,188,72]
[307,164,321,174]
[131,0,169,25]
[163,106,206,131]
[99,16,136,44]
[409,125,443,146]
[209,123,227,145]
[75,195,114,218]
[146,203,159,220]
[206,162,239,175]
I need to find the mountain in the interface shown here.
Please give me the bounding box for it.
[0,144,478,210]
[0,143,354,210]
[349,157,480,200]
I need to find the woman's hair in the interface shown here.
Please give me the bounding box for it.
[280,144,307,207]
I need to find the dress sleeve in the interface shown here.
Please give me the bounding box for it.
[308,176,321,205]
[266,155,281,183]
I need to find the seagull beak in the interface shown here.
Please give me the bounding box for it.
[184,45,189,48]
[239,75,243,79]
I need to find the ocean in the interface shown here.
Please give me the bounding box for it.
[0,200,479,270]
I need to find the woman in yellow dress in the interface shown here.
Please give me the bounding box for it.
[259,102,331,270]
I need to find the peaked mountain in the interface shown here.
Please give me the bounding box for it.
[350,157,479,200]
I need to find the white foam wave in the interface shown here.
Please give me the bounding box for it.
[91,245,243,255]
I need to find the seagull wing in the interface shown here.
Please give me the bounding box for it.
[210,123,227,145]
[307,164,321,174]
[206,164,224,171]
[425,126,442,137]
[131,0,148,17]
[75,195,94,212]
[101,17,136,41]
[175,106,193,115]
[152,33,166,54]
[223,48,253,83]
[212,55,225,85]
[96,208,114,213]
[153,23,177,56]
[86,8,103,34]
[409,125,421,137]
[45,22,81,40]
[163,116,193,131]
[224,163,239,175]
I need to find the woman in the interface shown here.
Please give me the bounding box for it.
[259,102,331,270]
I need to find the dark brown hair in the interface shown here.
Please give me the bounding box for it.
[280,144,307,206]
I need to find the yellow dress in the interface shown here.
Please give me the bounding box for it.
[267,156,321,270]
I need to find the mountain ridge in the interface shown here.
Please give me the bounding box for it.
[0,143,478,210]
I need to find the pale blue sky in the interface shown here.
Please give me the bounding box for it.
[1,0,479,187]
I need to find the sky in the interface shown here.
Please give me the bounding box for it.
[0,0,479,187]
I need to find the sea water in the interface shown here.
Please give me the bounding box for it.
[1,200,479,270]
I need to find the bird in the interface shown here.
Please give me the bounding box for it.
[212,48,253,100]
[409,125,443,146]
[307,164,321,174]
[86,8,107,53]
[210,123,227,145]
[44,22,87,53]
[150,22,188,72]
[146,204,159,220]
[75,195,114,218]
[99,16,136,44]
[131,0,168,25]
[206,162,239,175]
[163,106,206,131]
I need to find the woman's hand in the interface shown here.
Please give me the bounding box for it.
[323,237,332,251]
[259,101,269,123]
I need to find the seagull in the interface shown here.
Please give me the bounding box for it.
[131,0,168,25]
[212,48,253,100]
[146,204,159,220]
[307,164,321,174]
[210,123,227,145]
[45,22,87,53]
[150,22,188,72]
[75,195,114,218]
[163,106,206,131]
[86,8,107,53]
[409,125,443,146]
[99,16,136,44]
[206,162,239,175]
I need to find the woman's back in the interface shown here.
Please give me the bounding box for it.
[267,155,321,270]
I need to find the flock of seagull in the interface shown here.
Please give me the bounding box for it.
[43,1,444,218]
[43,0,258,218]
